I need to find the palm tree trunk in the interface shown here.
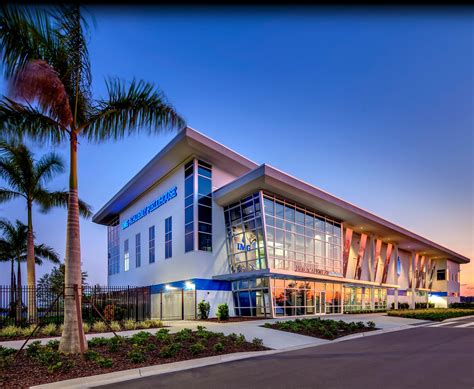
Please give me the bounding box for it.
[59,132,87,353]
[26,201,37,322]
[16,257,22,324]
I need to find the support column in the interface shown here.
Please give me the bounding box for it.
[393,245,399,309]
[367,235,375,282]
[410,252,416,310]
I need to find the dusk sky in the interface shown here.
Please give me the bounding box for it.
[0,7,472,294]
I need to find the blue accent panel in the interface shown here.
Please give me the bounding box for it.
[150,278,232,294]
[387,289,394,296]
[429,291,447,297]
[398,290,408,297]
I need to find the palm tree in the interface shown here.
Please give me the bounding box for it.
[0,5,185,353]
[0,139,91,320]
[0,219,60,322]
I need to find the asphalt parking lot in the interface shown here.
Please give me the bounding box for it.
[99,322,474,389]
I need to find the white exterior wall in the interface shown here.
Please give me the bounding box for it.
[108,161,238,287]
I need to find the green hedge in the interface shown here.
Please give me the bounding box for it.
[387,308,474,321]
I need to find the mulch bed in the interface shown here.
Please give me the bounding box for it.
[0,326,167,342]
[0,330,267,388]
[263,319,378,340]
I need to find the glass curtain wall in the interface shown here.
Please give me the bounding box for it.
[107,217,120,275]
[374,287,387,310]
[343,286,363,313]
[262,193,342,276]
[224,193,266,273]
[232,278,270,317]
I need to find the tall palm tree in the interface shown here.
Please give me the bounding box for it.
[0,139,91,320]
[0,238,16,316]
[0,5,185,352]
[0,219,60,322]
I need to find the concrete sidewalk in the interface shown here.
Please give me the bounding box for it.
[0,313,427,350]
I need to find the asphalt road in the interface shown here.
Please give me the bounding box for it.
[100,324,474,389]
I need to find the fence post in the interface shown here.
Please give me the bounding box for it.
[160,291,163,321]
[181,288,184,320]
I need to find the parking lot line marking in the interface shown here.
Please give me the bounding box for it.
[454,322,474,328]
[429,322,457,327]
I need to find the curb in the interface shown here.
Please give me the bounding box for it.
[30,323,425,389]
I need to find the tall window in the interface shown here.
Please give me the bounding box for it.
[184,160,194,252]
[135,233,141,268]
[165,216,172,259]
[124,239,129,272]
[149,225,155,263]
[437,269,446,280]
[107,217,120,275]
[197,160,212,252]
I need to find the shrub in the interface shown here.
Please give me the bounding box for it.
[0,346,16,358]
[367,321,376,329]
[123,319,136,330]
[235,333,246,345]
[47,340,60,349]
[216,303,229,321]
[108,336,124,352]
[40,323,58,336]
[175,328,193,342]
[0,325,19,338]
[88,337,109,348]
[20,324,37,337]
[96,356,114,368]
[103,304,115,322]
[449,302,474,309]
[190,342,205,355]
[155,328,171,343]
[127,345,146,363]
[26,341,43,358]
[130,331,152,346]
[159,342,181,358]
[83,322,90,333]
[92,321,107,333]
[252,338,263,347]
[144,319,162,328]
[84,350,100,361]
[110,321,121,332]
[355,321,365,330]
[136,320,151,329]
[213,342,224,352]
[227,332,238,341]
[198,300,211,320]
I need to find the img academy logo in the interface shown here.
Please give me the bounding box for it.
[236,235,257,252]
[122,186,177,230]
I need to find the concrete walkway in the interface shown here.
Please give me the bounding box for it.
[0,313,428,350]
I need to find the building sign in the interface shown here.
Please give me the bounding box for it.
[294,262,329,276]
[122,186,177,230]
[236,235,257,252]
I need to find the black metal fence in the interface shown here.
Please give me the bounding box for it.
[0,285,151,327]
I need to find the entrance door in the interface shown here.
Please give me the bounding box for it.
[320,291,326,314]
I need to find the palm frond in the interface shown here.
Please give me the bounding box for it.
[81,78,185,141]
[11,59,73,127]
[34,243,60,264]
[33,151,64,186]
[0,188,24,202]
[37,190,93,219]
[0,97,67,143]
[53,5,92,125]
[0,5,63,79]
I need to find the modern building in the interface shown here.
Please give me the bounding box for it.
[93,128,470,318]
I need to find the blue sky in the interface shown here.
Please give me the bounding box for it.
[0,7,473,292]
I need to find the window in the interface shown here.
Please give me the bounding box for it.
[165,217,172,259]
[436,269,446,281]
[107,217,120,275]
[124,239,129,272]
[184,160,194,252]
[135,233,141,267]
[149,226,155,263]
[197,160,212,252]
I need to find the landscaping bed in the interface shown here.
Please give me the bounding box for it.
[387,308,474,321]
[0,327,267,388]
[0,319,164,341]
[262,317,377,340]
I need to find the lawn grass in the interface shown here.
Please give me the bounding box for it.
[387,308,474,321]
[262,317,377,340]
